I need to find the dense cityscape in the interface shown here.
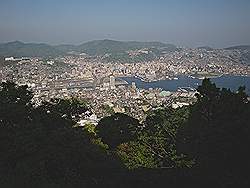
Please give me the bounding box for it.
[1,0,250,187]
[1,44,249,123]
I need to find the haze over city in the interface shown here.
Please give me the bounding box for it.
[0,0,250,48]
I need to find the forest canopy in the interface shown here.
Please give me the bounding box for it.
[0,79,249,187]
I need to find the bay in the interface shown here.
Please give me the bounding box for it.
[121,76,250,94]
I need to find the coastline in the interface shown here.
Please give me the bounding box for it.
[189,73,224,80]
[119,75,250,94]
[119,74,250,83]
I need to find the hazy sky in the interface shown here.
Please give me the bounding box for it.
[0,0,250,47]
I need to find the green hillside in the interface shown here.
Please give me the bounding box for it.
[0,41,63,57]
[0,40,177,61]
[76,39,175,56]
[225,45,250,64]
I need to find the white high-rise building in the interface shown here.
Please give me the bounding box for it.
[131,82,136,90]
[110,75,115,89]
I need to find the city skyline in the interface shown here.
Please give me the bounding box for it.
[0,0,250,48]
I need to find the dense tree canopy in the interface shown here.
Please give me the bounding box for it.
[1,80,250,187]
[0,81,33,127]
[177,78,250,171]
[0,82,122,187]
[139,107,193,168]
[96,113,140,149]
[116,107,193,169]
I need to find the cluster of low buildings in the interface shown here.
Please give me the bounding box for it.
[0,46,249,126]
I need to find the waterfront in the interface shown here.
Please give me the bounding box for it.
[121,75,250,94]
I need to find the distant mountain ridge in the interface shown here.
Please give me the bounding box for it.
[224,45,250,50]
[75,39,174,56]
[0,41,63,57]
[197,46,214,51]
[0,39,176,58]
[224,45,250,65]
[1,40,250,64]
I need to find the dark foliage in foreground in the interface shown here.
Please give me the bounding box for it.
[0,79,250,187]
[96,113,140,149]
[177,79,250,171]
[0,81,123,187]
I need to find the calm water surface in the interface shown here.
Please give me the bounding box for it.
[121,76,250,94]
